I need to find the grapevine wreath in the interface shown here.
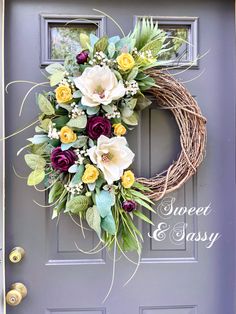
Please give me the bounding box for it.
[14,18,206,255]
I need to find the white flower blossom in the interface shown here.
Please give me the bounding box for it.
[87,135,135,185]
[74,65,126,107]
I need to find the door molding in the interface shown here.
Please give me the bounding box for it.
[0,0,5,313]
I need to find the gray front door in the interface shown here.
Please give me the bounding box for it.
[5,1,236,313]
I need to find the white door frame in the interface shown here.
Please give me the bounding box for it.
[0,1,235,314]
[0,0,5,313]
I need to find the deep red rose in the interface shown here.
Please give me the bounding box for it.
[76,50,89,64]
[122,200,137,212]
[87,116,111,140]
[51,147,77,172]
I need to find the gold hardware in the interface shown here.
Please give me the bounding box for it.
[9,247,25,263]
[6,282,27,306]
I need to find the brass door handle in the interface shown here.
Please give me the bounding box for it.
[6,283,27,306]
[9,247,25,263]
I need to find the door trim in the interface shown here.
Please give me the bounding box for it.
[0,0,5,313]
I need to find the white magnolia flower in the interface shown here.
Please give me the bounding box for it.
[74,65,126,107]
[87,135,135,185]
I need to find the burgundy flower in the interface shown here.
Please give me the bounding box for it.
[51,147,77,172]
[122,200,136,212]
[87,116,111,140]
[76,50,89,64]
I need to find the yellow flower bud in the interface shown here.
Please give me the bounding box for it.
[82,164,99,184]
[116,53,135,71]
[121,170,135,188]
[60,126,77,144]
[55,85,73,104]
[113,123,127,136]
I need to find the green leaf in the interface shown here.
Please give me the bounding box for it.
[140,38,164,56]
[67,115,87,129]
[122,111,139,125]
[133,197,156,213]
[86,206,101,238]
[136,94,152,111]
[49,182,64,203]
[30,143,48,155]
[50,70,65,87]
[52,116,70,128]
[70,164,85,185]
[39,118,51,132]
[132,181,152,191]
[66,195,90,214]
[133,210,154,225]
[101,212,116,235]
[24,154,46,170]
[59,104,73,112]
[94,36,108,53]
[95,190,115,218]
[45,63,65,75]
[72,136,88,148]
[102,104,114,113]
[38,94,55,115]
[121,106,134,118]
[130,189,154,204]
[27,169,45,186]
[127,67,139,81]
[126,98,137,110]
[122,226,140,251]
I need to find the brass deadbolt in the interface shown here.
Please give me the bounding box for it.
[9,247,25,263]
[6,282,27,306]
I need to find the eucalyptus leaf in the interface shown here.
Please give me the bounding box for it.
[108,42,116,58]
[121,106,134,118]
[88,183,96,191]
[24,154,46,170]
[67,115,87,129]
[86,106,100,115]
[86,206,101,238]
[27,169,45,186]
[101,212,116,235]
[66,195,91,214]
[27,135,49,144]
[72,136,88,148]
[102,104,114,113]
[73,90,82,98]
[70,164,85,185]
[90,33,99,47]
[61,142,75,151]
[136,95,152,111]
[38,94,55,115]
[68,164,79,173]
[95,190,115,218]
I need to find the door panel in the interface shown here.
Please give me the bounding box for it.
[5,0,236,313]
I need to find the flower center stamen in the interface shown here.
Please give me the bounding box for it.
[101,152,113,163]
[94,85,105,99]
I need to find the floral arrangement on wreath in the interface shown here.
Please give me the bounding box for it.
[22,19,171,253]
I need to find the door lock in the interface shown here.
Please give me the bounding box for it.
[6,282,27,306]
[9,247,25,263]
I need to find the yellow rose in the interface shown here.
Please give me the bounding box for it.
[82,164,99,184]
[113,123,127,136]
[121,170,135,188]
[55,85,73,103]
[60,126,77,144]
[117,53,135,71]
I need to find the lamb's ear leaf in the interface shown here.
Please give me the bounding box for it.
[86,206,101,238]
[27,169,45,186]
